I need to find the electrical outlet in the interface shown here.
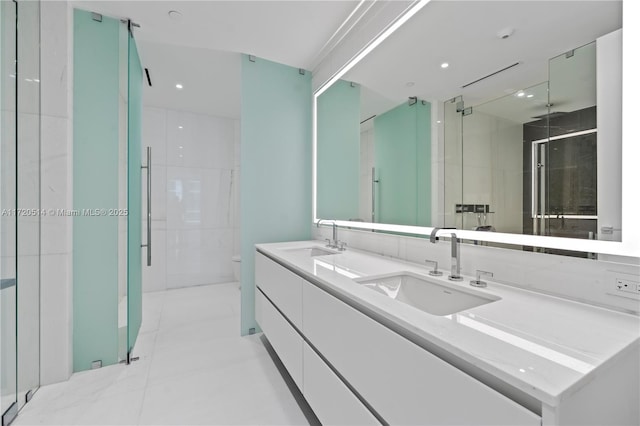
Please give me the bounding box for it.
[607,271,640,300]
[614,278,640,294]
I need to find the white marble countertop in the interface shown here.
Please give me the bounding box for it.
[256,240,640,407]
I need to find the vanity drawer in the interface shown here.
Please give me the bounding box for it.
[303,342,380,426]
[255,288,303,390]
[255,252,302,327]
[302,280,541,426]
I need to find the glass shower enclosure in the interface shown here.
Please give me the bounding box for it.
[72,8,144,371]
[1,0,41,423]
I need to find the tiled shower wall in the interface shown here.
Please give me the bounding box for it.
[142,106,240,292]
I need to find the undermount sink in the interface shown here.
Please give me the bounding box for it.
[285,246,339,257]
[355,271,500,316]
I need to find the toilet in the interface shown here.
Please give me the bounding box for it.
[232,255,241,282]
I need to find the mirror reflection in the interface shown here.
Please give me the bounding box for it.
[316,1,622,251]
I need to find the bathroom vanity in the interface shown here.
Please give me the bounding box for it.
[254,241,639,426]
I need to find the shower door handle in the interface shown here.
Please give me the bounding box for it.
[372,167,379,223]
[141,147,151,266]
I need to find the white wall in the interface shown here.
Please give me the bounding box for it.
[443,106,522,233]
[359,124,374,222]
[141,106,240,292]
[461,111,523,234]
[39,0,73,385]
[597,29,622,247]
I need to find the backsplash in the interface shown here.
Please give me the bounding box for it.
[313,226,640,314]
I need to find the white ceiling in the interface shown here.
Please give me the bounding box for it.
[73,0,359,117]
[71,1,622,120]
[137,41,241,119]
[347,0,622,121]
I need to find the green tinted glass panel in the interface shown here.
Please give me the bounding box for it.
[127,30,142,355]
[240,55,312,335]
[1,0,18,413]
[374,101,431,225]
[72,9,120,372]
[317,80,360,220]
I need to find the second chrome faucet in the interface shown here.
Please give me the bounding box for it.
[430,227,463,281]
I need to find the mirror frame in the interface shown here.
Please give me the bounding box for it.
[312,0,640,258]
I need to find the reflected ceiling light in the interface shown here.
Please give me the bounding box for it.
[527,94,534,98]
[314,0,432,97]
[440,62,449,69]
[175,83,183,89]
[497,27,515,40]
[168,10,183,22]
[516,91,525,97]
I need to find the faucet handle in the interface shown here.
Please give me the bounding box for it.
[470,270,493,288]
[325,238,333,248]
[424,259,443,276]
[337,241,347,251]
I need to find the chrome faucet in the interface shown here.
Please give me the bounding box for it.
[317,220,345,250]
[429,228,463,281]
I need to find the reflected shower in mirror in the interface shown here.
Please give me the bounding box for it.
[317,80,432,226]
[315,0,623,255]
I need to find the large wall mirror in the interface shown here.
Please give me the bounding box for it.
[314,0,635,257]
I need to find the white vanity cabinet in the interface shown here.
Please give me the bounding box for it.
[255,252,303,328]
[303,279,541,426]
[303,342,380,425]
[255,251,541,425]
[255,288,303,389]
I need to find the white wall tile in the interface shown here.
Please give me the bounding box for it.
[40,1,69,118]
[166,167,233,230]
[142,229,167,293]
[166,228,234,288]
[142,107,167,166]
[40,253,72,385]
[142,107,238,291]
[166,110,234,169]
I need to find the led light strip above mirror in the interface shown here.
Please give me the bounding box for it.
[312,0,640,258]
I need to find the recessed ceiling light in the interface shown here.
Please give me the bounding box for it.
[175,83,183,90]
[526,94,534,98]
[440,62,449,69]
[516,91,525,97]
[178,126,183,129]
[497,27,515,40]
[168,10,183,22]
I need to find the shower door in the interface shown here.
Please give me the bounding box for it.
[531,131,597,239]
[1,1,18,421]
[532,42,598,243]
[127,23,143,361]
[1,0,41,422]
[73,10,144,370]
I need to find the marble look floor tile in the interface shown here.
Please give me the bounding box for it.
[74,388,146,425]
[147,335,269,386]
[139,350,308,426]
[15,283,308,426]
